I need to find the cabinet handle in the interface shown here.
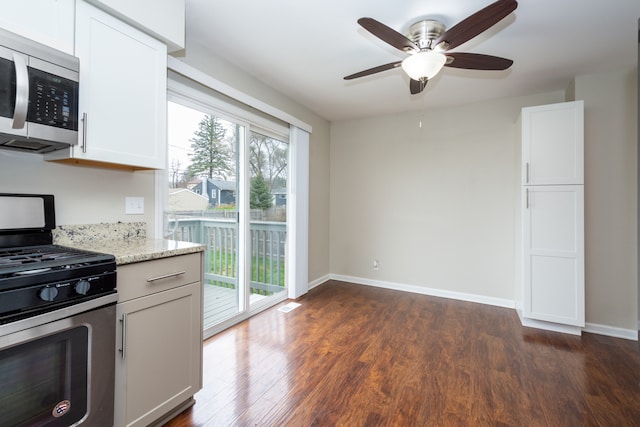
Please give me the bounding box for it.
[12,53,28,129]
[119,313,127,359]
[81,113,88,153]
[146,271,186,283]
[526,188,529,209]
[525,162,530,184]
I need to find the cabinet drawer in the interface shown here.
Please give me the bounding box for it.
[117,253,202,302]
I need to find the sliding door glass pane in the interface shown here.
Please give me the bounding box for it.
[167,101,242,329]
[248,131,288,307]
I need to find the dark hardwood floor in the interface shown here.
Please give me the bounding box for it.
[164,280,640,426]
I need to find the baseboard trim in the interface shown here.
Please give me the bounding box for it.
[584,322,639,341]
[328,274,515,309]
[308,274,330,290]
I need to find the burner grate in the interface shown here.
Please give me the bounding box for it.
[0,245,114,279]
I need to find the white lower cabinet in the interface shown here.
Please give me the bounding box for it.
[114,253,203,427]
[523,185,585,327]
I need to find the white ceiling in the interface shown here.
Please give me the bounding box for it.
[185,0,640,122]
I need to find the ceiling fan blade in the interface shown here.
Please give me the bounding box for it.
[445,53,513,70]
[344,61,401,80]
[358,17,419,52]
[434,0,518,50]
[410,78,427,95]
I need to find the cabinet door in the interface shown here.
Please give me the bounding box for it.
[522,100,584,185]
[0,0,75,54]
[61,0,166,169]
[523,185,584,326]
[115,282,201,427]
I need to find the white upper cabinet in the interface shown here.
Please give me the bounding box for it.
[85,0,185,52]
[46,0,167,170]
[521,100,584,185]
[0,0,75,54]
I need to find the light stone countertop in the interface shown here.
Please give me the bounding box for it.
[53,222,205,265]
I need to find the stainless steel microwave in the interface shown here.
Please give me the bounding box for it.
[0,27,79,154]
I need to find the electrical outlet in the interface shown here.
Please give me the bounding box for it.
[125,197,144,215]
[372,259,380,270]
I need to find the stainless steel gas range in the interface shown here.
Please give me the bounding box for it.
[0,193,117,427]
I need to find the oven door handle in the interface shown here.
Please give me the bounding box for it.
[119,313,127,359]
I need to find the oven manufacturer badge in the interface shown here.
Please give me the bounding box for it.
[52,400,71,418]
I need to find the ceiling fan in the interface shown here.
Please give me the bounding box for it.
[344,0,518,94]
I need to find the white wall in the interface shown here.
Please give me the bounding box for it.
[0,150,156,231]
[330,91,565,301]
[573,69,638,330]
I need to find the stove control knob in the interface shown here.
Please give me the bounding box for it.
[74,280,91,295]
[39,286,59,302]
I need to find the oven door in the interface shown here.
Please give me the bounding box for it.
[0,302,115,427]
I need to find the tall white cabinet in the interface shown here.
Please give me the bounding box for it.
[519,100,585,334]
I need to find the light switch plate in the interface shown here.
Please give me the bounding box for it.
[125,197,144,215]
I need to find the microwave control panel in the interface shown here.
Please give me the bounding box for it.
[27,67,78,131]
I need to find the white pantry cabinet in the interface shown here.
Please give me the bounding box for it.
[45,0,167,170]
[115,253,203,427]
[519,100,585,334]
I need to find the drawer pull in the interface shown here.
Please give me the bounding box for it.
[146,271,186,283]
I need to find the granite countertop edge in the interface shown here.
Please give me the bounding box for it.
[65,238,206,265]
[52,222,205,265]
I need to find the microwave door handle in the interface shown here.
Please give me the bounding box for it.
[11,53,29,129]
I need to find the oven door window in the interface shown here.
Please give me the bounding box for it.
[0,326,88,427]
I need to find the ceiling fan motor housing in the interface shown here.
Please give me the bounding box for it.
[405,20,448,51]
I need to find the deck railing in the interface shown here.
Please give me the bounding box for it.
[168,214,286,296]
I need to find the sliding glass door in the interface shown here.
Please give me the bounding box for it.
[166,100,288,334]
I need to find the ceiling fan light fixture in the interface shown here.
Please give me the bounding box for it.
[401,50,446,81]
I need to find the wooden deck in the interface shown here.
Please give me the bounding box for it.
[203,285,237,329]
[203,285,270,329]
